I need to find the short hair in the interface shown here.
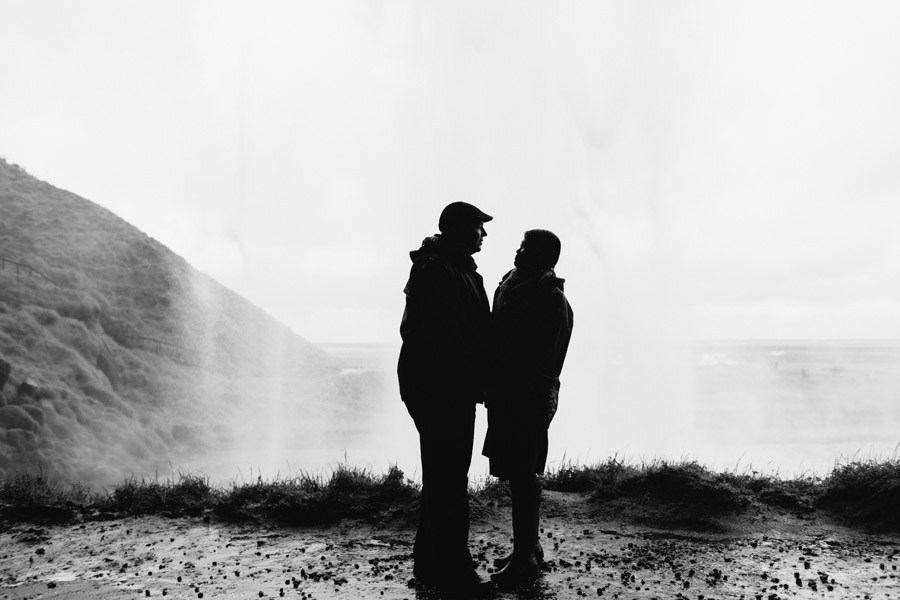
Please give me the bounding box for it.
[523,229,561,269]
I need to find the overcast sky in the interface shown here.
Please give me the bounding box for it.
[3,1,900,346]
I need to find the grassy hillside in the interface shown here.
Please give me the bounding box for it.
[0,158,351,486]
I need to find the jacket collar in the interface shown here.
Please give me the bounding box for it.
[410,234,478,271]
[500,267,564,292]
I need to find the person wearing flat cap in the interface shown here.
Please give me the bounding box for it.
[398,201,493,592]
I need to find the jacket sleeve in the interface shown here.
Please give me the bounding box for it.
[536,290,573,378]
[531,290,573,426]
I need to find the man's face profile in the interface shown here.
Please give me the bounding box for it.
[458,221,487,255]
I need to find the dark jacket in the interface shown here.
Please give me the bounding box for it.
[482,267,573,478]
[398,235,491,414]
[488,267,573,427]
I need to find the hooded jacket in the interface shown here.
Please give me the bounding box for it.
[488,267,573,427]
[398,235,491,411]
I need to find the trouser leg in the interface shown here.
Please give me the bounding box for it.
[413,404,476,577]
[413,436,435,573]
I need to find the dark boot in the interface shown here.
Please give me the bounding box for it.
[490,552,540,588]
[437,570,494,597]
[492,540,544,569]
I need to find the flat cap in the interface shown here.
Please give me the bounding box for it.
[438,202,493,232]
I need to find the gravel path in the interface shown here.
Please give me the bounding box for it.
[2,492,899,599]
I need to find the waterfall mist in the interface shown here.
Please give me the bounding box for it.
[2,3,900,485]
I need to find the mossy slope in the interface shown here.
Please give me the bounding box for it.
[0,158,346,485]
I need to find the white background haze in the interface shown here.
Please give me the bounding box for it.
[2,1,900,477]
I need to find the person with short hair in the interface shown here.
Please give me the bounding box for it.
[398,202,494,592]
[483,229,574,587]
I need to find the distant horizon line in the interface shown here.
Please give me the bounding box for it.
[315,337,900,347]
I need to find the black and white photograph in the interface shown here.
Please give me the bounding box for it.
[1,2,900,598]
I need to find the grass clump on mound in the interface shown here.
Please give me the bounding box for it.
[219,464,419,525]
[817,459,900,530]
[108,473,215,517]
[579,459,749,530]
[542,457,633,493]
[469,477,511,516]
[5,459,900,532]
[0,465,420,526]
[544,458,746,510]
[216,474,322,523]
[0,472,93,522]
[607,461,745,511]
[717,469,821,512]
[541,457,900,532]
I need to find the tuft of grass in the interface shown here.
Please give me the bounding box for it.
[107,473,216,517]
[470,476,510,503]
[215,463,420,525]
[539,458,819,530]
[717,467,821,512]
[0,465,420,526]
[0,472,93,522]
[542,456,634,493]
[216,474,324,524]
[310,463,419,524]
[590,459,749,531]
[817,459,900,530]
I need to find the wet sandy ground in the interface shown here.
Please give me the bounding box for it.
[2,492,899,600]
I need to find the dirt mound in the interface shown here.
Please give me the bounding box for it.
[817,461,900,532]
[591,462,748,531]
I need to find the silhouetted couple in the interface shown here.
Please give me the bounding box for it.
[398,202,574,594]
